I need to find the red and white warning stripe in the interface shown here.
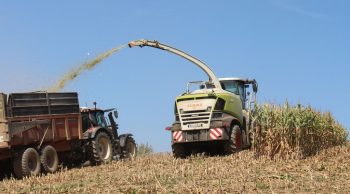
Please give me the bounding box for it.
[173,131,183,142]
[210,128,223,140]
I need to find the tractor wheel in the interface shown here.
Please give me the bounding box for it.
[12,148,41,178]
[224,125,242,155]
[172,144,188,158]
[89,131,113,165]
[40,145,59,174]
[124,137,137,160]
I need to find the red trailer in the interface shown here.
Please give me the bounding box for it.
[0,92,136,178]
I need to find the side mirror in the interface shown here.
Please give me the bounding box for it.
[113,110,119,119]
[253,84,258,93]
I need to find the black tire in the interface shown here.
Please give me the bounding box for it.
[172,144,188,158]
[40,145,59,174]
[224,125,243,155]
[12,148,41,178]
[0,159,12,180]
[124,137,137,160]
[89,131,113,165]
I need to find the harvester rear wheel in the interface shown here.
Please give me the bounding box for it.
[172,144,188,158]
[124,137,137,160]
[12,148,41,178]
[89,131,113,165]
[224,125,242,155]
[40,145,59,174]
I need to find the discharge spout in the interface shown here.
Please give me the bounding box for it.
[128,39,222,90]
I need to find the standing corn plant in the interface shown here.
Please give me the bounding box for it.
[251,103,348,159]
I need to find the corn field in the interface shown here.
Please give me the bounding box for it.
[251,103,348,159]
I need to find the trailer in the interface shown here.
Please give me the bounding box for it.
[0,92,136,178]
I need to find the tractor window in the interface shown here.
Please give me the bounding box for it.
[95,111,107,128]
[82,111,107,129]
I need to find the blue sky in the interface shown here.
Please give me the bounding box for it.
[0,1,349,152]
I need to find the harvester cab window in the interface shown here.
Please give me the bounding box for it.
[220,81,239,95]
[237,82,246,108]
[221,81,246,108]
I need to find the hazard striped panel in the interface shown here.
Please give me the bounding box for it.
[173,131,183,142]
[210,128,223,140]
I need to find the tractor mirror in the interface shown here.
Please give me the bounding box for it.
[113,110,119,119]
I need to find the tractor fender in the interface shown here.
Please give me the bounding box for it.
[83,127,111,140]
[119,134,133,148]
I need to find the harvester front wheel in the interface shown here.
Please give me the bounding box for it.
[124,137,137,160]
[172,144,188,158]
[89,131,113,165]
[13,148,41,178]
[224,125,242,154]
[40,145,59,174]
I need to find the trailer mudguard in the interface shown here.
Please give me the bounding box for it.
[119,133,133,147]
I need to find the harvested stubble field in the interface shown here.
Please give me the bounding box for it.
[0,144,349,194]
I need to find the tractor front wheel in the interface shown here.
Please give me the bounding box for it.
[124,137,137,160]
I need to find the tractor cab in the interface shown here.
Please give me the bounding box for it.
[80,105,119,139]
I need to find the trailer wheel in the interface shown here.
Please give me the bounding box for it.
[172,144,188,158]
[124,137,137,160]
[40,145,59,174]
[13,148,41,178]
[224,125,242,155]
[90,131,113,165]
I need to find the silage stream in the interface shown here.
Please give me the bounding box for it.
[48,44,127,92]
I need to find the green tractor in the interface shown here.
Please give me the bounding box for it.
[129,40,258,157]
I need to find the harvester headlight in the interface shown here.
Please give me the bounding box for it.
[207,106,212,112]
[179,109,184,114]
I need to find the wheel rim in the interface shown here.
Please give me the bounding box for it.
[27,151,39,174]
[46,151,54,168]
[97,136,111,160]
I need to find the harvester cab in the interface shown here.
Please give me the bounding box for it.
[219,78,258,111]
